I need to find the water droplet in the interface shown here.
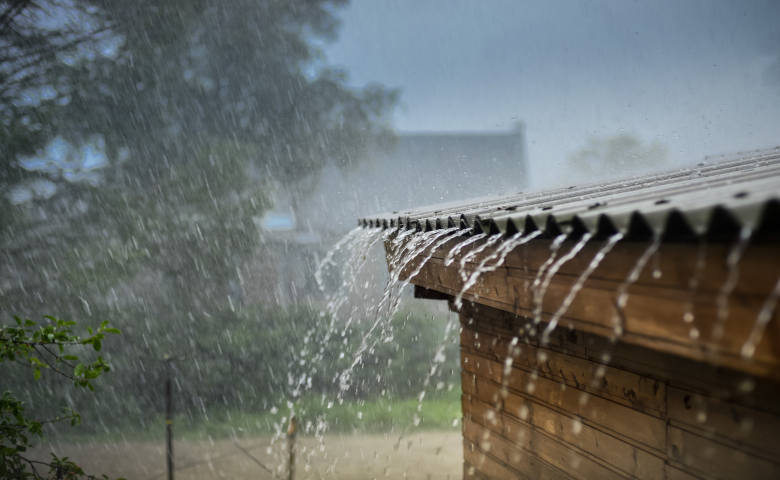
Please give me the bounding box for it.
[739,378,756,393]
[571,419,583,435]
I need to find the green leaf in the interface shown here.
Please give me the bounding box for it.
[24,319,36,326]
[104,328,122,334]
[62,355,79,361]
[93,339,102,351]
[74,363,85,377]
[101,320,109,329]
[33,368,41,381]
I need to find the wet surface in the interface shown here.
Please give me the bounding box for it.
[28,432,463,480]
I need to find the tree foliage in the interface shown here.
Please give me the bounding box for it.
[0,316,122,479]
[566,134,668,179]
[0,0,401,443]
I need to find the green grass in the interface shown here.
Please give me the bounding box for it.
[53,388,463,443]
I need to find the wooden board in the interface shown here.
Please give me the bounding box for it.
[457,306,780,480]
[386,232,780,378]
[667,426,780,480]
[461,326,667,415]
[464,394,666,480]
[461,351,668,453]
[667,386,780,463]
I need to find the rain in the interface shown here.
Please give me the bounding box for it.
[1,1,780,480]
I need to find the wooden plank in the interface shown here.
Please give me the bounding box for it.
[416,256,776,363]
[461,326,667,414]
[458,303,587,354]
[465,411,629,480]
[461,352,668,452]
[584,333,780,416]
[406,257,780,379]
[667,426,780,480]
[667,387,780,463]
[409,235,780,298]
[665,464,709,480]
[464,394,666,480]
[464,448,527,480]
[464,418,578,480]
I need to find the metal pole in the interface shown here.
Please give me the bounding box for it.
[165,355,174,480]
[287,415,297,480]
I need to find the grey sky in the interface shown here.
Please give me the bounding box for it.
[325,0,780,189]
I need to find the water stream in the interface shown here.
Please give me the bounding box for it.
[611,233,662,337]
[533,233,592,326]
[713,227,753,339]
[541,233,623,344]
[741,272,780,359]
[530,234,568,324]
[444,233,487,267]
[457,233,505,281]
[683,240,708,341]
[341,227,463,395]
[453,230,542,309]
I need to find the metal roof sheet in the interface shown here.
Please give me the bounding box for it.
[357,146,780,241]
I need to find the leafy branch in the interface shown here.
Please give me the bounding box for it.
[1,316,124,479]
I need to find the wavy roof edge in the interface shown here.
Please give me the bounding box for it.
[358,146,780,241]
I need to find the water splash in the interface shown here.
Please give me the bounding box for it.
[458,233,505,281]
[444,233,487,267]
[683,240,707,340]
[454,231,542,309]
[382,227,461,316]
[316,227,386,341]
[541,233,623,344]
[314,227,361,292]
[611,233,662,337]
[416,317,460,411]
[530,234,568,323]
[740,272,780,359]
[533,233,591,326]
[340,227,464,395]
[713,227,752,339]
[385,227,468,319]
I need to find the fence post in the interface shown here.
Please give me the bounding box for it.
[164,354,174,480]
[287,415,297,480]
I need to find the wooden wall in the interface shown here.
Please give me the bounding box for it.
[458,301,780,480]
[396,235,780,379]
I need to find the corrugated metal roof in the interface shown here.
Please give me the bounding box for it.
[358,146,780,241]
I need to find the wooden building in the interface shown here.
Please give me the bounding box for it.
[360,148,780,480]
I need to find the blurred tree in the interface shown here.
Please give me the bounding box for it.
[0,0,115,225]
[566,134,668,180]
[0,0,399,420]
[2,0,398,307]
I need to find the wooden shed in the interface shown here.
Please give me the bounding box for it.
[360,148,780,480]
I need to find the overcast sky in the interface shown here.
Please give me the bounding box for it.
[324,0,780,189]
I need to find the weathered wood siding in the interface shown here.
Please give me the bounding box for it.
[393,235,780,379]
[459,302,780,480]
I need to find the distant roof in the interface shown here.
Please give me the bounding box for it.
[300,129,530,231]
[358,146,780,241]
